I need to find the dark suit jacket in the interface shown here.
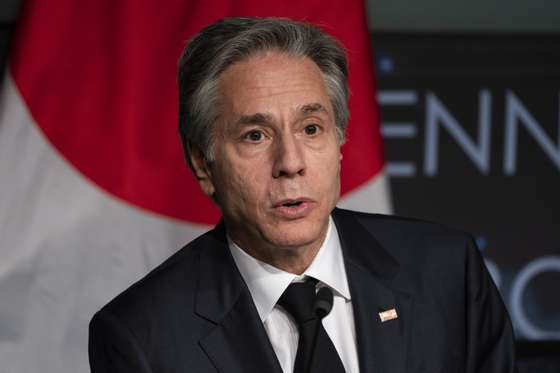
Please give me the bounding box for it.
[89,208,517,372]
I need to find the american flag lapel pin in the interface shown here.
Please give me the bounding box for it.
[378,308,398,323]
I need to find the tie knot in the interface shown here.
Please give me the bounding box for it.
[278,277,318,325]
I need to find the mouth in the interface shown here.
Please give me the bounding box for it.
[280,200,303,207]
[272,198,316,218]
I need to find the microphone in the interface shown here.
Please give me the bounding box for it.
[314,287,334,318]
[306,286,334,372]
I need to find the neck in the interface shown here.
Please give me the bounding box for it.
[228,224,329,275]
[253,243,320,275]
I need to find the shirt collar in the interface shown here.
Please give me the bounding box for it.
[228,216,351,322]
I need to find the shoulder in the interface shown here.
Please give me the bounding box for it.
[91,226,219,330]
[88,227,225,369]
[334,207,474,246]
[333,208,478,274]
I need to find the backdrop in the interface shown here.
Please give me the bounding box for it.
[375,33,560,341]
[0,1,390,372]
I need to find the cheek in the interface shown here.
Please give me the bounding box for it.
[329,162,341,198]
[313,149,341,189]
[216,164,265,209]
[323,153,341,205]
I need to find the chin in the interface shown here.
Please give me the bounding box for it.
[262,219,326,250]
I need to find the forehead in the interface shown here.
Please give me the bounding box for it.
[217,52,332,119]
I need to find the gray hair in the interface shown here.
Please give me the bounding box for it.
[177,17,349,169]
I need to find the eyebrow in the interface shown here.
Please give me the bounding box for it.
[300,103,328,116]
[235,113,274,126]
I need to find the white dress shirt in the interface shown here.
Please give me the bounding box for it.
[228,217,360,373]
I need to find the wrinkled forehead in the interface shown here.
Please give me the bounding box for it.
[216,52,333,120]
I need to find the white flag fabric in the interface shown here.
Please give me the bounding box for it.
[0,1,391,372]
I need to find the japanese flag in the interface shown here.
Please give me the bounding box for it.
[0,0,391,371]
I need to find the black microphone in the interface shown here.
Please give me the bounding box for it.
[314,287,334,318]
[306,286,334,372]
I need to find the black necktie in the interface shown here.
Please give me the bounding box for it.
[278,278,346,373]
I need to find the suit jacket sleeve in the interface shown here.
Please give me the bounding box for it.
[464,236,517,373]
[89,309,153,373]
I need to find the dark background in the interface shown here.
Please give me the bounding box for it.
[373,33,560,370]
[1,0,558,370]
[374,33,560,336]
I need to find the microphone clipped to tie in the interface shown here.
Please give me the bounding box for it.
[307,285,335,373]
[313,286,334,319]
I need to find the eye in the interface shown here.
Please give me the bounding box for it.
[304,124,319,136]
[244,129,265,142]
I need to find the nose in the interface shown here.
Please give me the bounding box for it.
[272,132,306,178]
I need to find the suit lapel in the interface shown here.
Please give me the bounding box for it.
[194,222,283,373]
[333,209,413,373]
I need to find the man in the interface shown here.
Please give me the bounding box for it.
[89,17,516,373]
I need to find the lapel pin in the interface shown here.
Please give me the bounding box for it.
[378,308,398,323]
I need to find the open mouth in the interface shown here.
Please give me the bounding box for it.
[272,198,314,218]
[282,201,303,207]
[273,198,314,211]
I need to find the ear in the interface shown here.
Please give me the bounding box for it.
[189,146,216,198]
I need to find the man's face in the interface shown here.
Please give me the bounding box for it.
[192,51,341,263]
